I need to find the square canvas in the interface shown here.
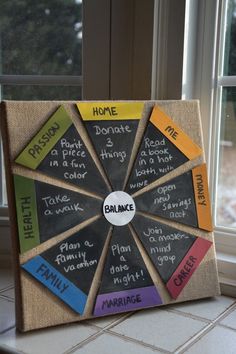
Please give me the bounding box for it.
[0,100,220,331]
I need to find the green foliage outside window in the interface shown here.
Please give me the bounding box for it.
[0,0,82,100]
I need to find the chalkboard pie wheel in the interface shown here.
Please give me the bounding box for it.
[1,100,220,331]
[14,105,109,197]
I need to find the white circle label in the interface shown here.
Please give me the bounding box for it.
[103,191,136,226]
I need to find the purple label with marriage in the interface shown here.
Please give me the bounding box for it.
[94,285,162,316]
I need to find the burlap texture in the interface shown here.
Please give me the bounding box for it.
[0,100,220,332]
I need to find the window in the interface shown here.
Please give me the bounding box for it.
[0,0,154,212]
[215,0,236,229]
[0,0,83,212]
[0,141,6,208]
[181,0,236,294]
[0,0,154,254]
[0,0,83,100]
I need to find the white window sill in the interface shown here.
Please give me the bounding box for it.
[0,207,9,224]
[0,216,9,226]
[217,250,236,297]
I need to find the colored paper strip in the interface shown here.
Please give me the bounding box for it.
[15,106,72,170]
[77,102,144,121]
[22,255,87,314]
[94,285,162,316]
[150,106,202,160]
[14,175,40,253]
[166,237,212,299]
[192,164,213,231]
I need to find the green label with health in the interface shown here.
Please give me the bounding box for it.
[14,175,40,253]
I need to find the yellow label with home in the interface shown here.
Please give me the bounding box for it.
[77,102,144,121]
[150,105,202,160]
[192,164,213,232]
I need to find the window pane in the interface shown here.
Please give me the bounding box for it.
[0,136,8,207]
[0,141,3,205]
[1,152,7,207]
[1,85,81,100]
[216,87,236,227]
[223,0,236,75]
[0,0,82,75]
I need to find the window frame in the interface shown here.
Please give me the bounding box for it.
[184,0,236,294]
[0,0,154,262]
[151,0,236,295]
[0,1,84,260]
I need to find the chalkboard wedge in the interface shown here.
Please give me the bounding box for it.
[93,225,162,316]
[77,102,144,191]
[125,105,202,195]
[131,214,197,284]
[14,174,103,253]
[21,218,111,315]
[134,164,213,232]
[15,105,109,197]
[131,214,212,299]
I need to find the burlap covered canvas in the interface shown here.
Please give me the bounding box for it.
[0,100,220,332]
